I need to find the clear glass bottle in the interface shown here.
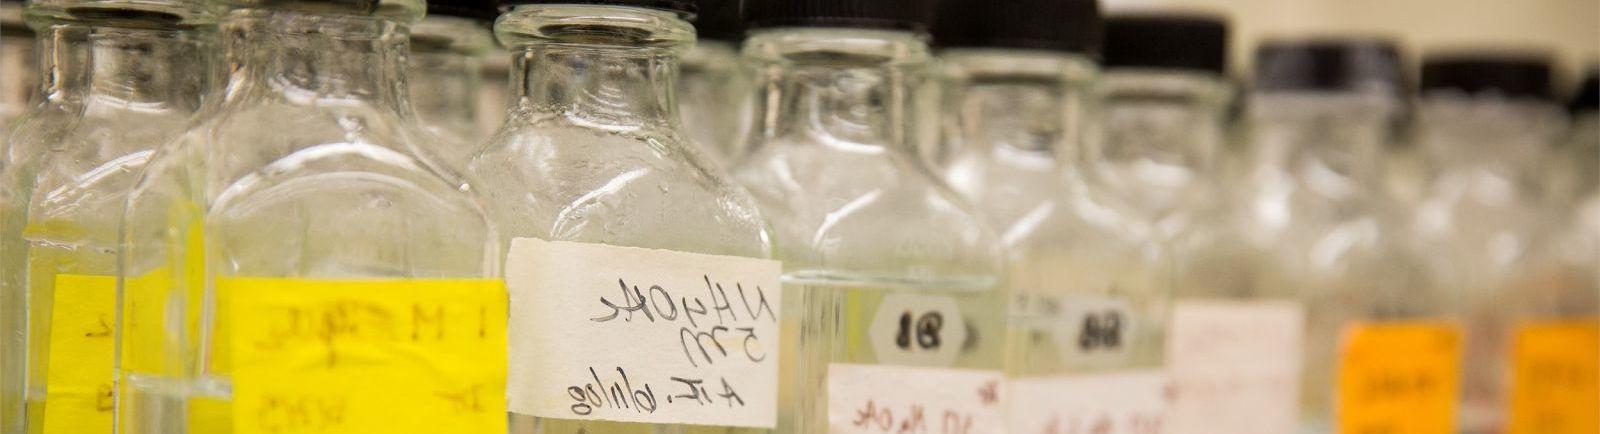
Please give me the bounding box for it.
[677,0,750,165]
[0,0,213,432]
[1410,55,1569,434]
[469,2,775,433]
[730,1,1007,432]
[410,0,496,169]
[0,0,34,130]
[117,0,502,432]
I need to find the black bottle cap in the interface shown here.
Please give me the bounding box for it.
[1254,39,1404,95]
[428,0,498,21]
[932,0,1100,54]
[1569,69,1598,113]
[496,0,696,17]
[1421,53,1552,100]
[1102,12,1228,74]
[743,0,938,33]
[694,0,741,41]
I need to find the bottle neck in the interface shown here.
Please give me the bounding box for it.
[411,16,491,139]
[496,4,693,132]
[32,19,209,110]
[1418,96,1563,184]
[1246,93,1397,204]
[941,49,1096,167]
[221,9,410,111]
[1086,69,1232,221]
[743,27,933,157]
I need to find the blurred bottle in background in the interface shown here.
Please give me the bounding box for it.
[410,0,497,168]
[937,0,1175,431]
[678,0,751,166]
[0,0,33,130]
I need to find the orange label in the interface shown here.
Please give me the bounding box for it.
[1507,320,1599,434]
[1337,322,1462,434]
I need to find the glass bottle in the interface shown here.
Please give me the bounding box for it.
[469,2,777,433]
[0,0,33,130]
[935,0,1171,431]
[117,0,504,432]
[1412,55,1584,434]
[0,0,213,432]
[677,0,750,165]
[730,1,1007,432]
[410,0,496,168]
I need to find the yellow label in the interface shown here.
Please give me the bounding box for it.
[1337,322,1462,434]
[1507,320,1600,434]
[41,274,116,434]
[226,278,507,434]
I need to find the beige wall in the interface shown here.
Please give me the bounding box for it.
[1107,0,1600,94]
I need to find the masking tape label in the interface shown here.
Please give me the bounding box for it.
[1008,370,1169,434]
[827,364,1006,434]
[504,238,783,428]
[42,274,116,434]
[226,278,507,434]
[1337,321,1461,434]
[1507,320,1599,434]
[1166,300,1303,434]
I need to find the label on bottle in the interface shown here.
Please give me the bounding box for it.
[1506,319,1599,434]
[1056,295,1139,367]
[867,293,970,367]
[226,278,507,434]
[1165,299,1303,434]
[503,238,783,428]
[1007,370,1169,434]
[41,274,117,434]
[827,363,1006,434]
[1337,321,1462,434]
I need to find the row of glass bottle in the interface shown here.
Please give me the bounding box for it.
[0,0,1595,433]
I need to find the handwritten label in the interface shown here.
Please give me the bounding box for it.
[867,294,968,367]
[1007,370,1168,434]
[1337,322,1461,434]
[1165,300,1303,434]
[1055,296,1137,367]
[227,278,507,434]
[42,274,116,434]
[504,239,782,428]
[1507,320,1599,434]
[828,364,1005,434]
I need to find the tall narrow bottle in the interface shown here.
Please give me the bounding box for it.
[116,0,505,432]
[934,1,1172,431]
[410,0,496,168]
[1412,54,1585,434]
[0,1,213,432]
[678,0,750,165]
[469,2,780,433]
[730,1,1007,432]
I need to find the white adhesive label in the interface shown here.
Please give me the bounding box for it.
[867,294,968,367]
[1007,370,1169,434]
[1055,295,1138,367]
[504,238,783,428]
[1165,300,1304,434]
[828,364,1006,434]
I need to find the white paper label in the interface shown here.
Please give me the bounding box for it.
[1007,370,1169,434]
[1055,295,1138,367]
[827,363,1006,434]
[867,294,968,367]
[504,238,783,428]
[1165,300,1304,434]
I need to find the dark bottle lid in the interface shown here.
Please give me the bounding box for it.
[743,0,938,33]
[495,0,696,17]
[932,0,1100,55]
[694,0,741,42]
[1569,69,1597,113]
[428,0,498,21]
[1102,12,1228,74]
[1253,38,1404,95]
[1421,53,1552,100]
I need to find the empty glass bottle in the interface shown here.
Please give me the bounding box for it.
[1413,54,1589,434]
[410,0,496,168]
[677,0,750,165]
[0,0,214,432]
[730,1,1007,432]
[469,2,778,433]
[934,0,1172,431]
[117,0,504,432]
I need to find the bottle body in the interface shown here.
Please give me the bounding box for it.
[678,39,751,166]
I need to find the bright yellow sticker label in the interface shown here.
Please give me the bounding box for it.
[1337,321,1462,434]
[41,274,116,434]
[226,278,508,434]
[1507,320,1600,434]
